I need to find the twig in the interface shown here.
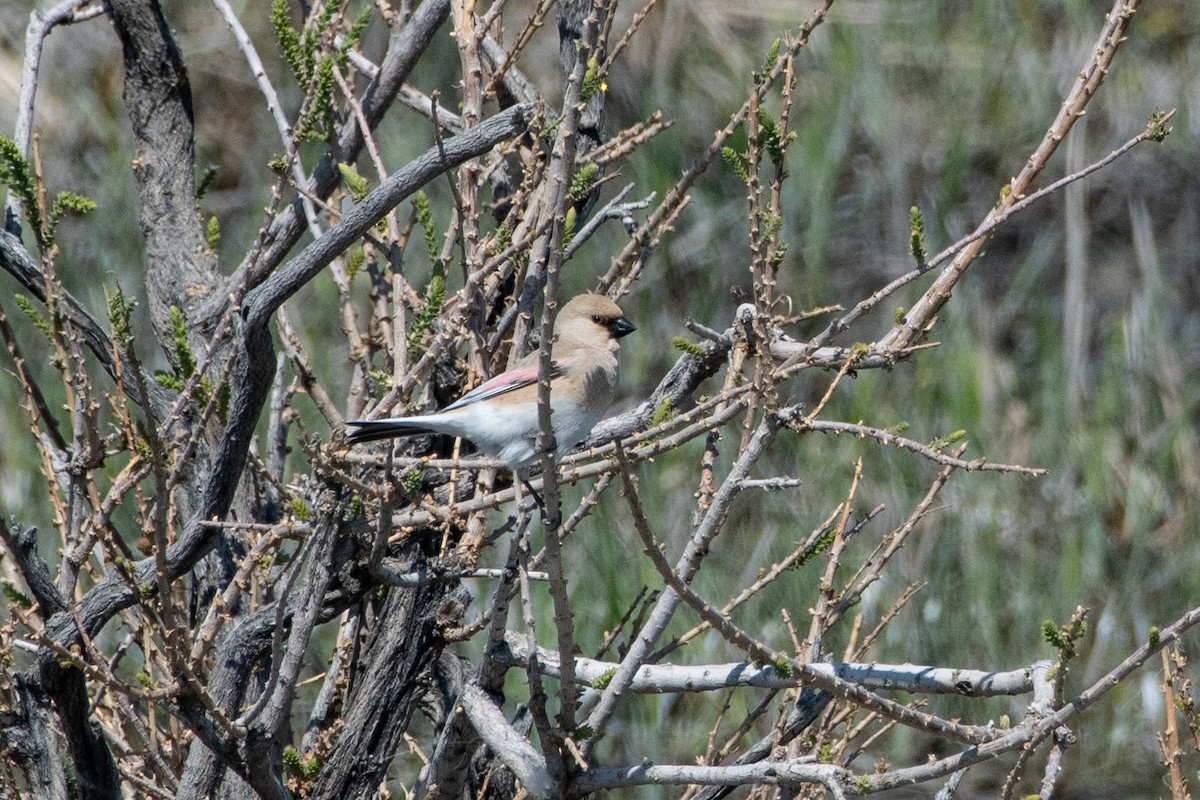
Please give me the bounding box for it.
[210,0,321,238]
[934,768,969,800]
[563,184,655,259]
[810,108,1175,355]
[872,0,1147,354]
[859,601,1200,793]
[571,759,850,796]
[582,419,778,757]
[8,0,105,223]
[1159,648,1191,800]
[780,410,1047,476]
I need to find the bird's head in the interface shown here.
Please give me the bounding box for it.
[556,293,636,350]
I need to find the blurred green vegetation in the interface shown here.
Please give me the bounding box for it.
[3,0,1200,796]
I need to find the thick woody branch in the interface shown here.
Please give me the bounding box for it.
[104,0,221,345]
[0,518,67,617]
[858,602,1200,794]
[587,332,732,444]
[500,636,1043,697]
[571,760,851,797]
[459,683,555,799]
[582,416,778,755]
[44,100,563,667]
[0,675,70,800]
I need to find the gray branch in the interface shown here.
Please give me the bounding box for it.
[0,230,173,416]
[105,0,221,350]
[572,760,851,796]
[459,683,555,799]
[0,675,70,800]
[501,636,1043,697]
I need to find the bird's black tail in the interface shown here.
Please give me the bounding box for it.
[344,419,430,445]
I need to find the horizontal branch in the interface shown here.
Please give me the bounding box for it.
[501,636,1042,697]
[780,409,1047,476]
[571,759,850,797]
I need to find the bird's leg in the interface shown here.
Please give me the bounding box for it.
[514,468,546,514]
[521,478,546,514]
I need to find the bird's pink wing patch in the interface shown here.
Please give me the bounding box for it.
[444,360,568,410]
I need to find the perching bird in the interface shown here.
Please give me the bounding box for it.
[346,293,635,469]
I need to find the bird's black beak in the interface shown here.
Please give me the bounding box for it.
[610,316,636,339]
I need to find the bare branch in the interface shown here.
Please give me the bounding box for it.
[459,683,555,798]
[501,636,1043,697]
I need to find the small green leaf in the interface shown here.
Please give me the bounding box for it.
[302,755,320,779]
[649,398,676,427]
[755,108,785,167]
[196,164,218,199]
[414,190,438,261]
[408,265,445,352]
[0,135,44,240]
[14,294,54,342]
[338,162,369,201]
[402,469,422,496]
[569,163,599,202]
[1146,111,1171,143]
[271,0,305,82]
[282,745,302,773]
[206,216,220,251]
[755,38,781,81]
[909,206,927,264]
[289,498,312,521]
[592,667,618,690]
[337,6,373,67]
[168,306,197,379]
[48,191,96,234]
[107,288,136,350]
[2,583,33,609]
[721,146,749,183]
[672,336,704,356]
[930,429,966,452]
[154,373,185,392]
[580,56,603,102]
[346,247,364,281]
[562,206,577,250]
[796,527,837,568]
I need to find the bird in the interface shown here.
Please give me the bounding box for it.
[345,293,635,470]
